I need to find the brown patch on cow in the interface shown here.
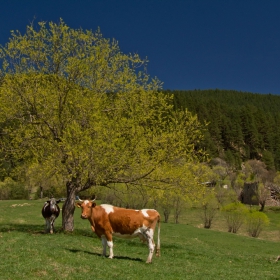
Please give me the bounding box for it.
[108,208,145,235]
[76,201,160,263]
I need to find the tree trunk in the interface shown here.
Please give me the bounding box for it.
[259,201,265,212]
[163,209,170,223]
[62,182,77,232]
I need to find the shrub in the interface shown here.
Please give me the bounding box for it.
[35,185,66,199]
[221,202,249,233]
[0,177,29,199]
[199,193,219,229]
[245,210,270,238]
[215,186,239,207]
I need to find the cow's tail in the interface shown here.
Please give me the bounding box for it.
[156,214,160,257]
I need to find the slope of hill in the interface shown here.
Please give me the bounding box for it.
[165,89,280,170]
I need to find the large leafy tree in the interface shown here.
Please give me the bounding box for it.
[0,20,204,231]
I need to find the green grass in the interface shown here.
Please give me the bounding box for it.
[0,200,280,280]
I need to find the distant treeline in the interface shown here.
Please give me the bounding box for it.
[165,89,280,171]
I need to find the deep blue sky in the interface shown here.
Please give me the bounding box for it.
[1,0,280,95]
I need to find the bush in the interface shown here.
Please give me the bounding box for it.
[215,187,239,207]
[35,185,66,199]
[245,210,270,238]
[199,193,219,229]
[221,202,249,233]
[0,177,29,199]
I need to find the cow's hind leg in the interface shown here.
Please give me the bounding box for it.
[45,218,50,233]
[145,229,155,263]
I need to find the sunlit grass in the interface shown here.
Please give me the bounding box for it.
[0,200,279,280]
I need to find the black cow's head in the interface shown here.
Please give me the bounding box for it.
[47,197,61,213]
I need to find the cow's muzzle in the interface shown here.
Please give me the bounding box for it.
[81,214,87,219]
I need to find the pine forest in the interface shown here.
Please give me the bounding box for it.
[167,89,280,171]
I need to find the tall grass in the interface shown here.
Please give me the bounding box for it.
[0,200,279,280]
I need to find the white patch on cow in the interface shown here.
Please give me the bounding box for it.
[112,225,150,241]
[84,200,90,205]
[141,209,150,217]
[43,202,49,212]
[107,241,114,259]
[101,204,114,214]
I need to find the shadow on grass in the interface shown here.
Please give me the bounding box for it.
[0,223,44,234]
[0,223,94,237]
[66,248,144,262]
[71,228,96,237]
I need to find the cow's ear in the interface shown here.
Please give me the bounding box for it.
[76,203,81,208]
[91,202,96,208]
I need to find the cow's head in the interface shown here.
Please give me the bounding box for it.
[47,197,61,213]
[76,197,96,219]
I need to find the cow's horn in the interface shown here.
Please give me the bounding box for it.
[91,195,96,202]
[78,198,84,202]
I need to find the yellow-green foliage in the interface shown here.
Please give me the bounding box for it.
[245,209,270,237]
[196,189,219,229]
[215,187,238,206]
[274,171,280,185]
[0,20,206,230]
[221,202,249,233]
[0,20,205,187]
[0,177,28,199]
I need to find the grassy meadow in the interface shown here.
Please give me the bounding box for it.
[0,200,280,280]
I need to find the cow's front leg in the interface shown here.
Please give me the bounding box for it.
[101,236,107,257]
[104,232,114,259]
[107,240,114,259]
[46,218,51,233]
[45,218,50,233]
[50,222,54,234]
[49,215,56,234]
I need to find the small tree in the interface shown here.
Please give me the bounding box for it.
[274,171,280,186]
[158,189,174,223]
[111,183,149,209]
[215,186,238,207]
[152,162,209,223]
[221,202,248,233]
[258,183,270,211]
[245,210,269,238]
[199,191,219,229]
[173,193,187,224]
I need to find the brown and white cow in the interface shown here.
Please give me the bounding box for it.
[76,198,160,263]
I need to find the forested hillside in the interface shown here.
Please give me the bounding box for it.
[165,89,280,171]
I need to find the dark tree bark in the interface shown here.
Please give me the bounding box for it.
[163,209,170,223]
[259,201,265,212]
[62,181,78,232]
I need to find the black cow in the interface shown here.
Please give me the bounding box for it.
[42,197,61,234]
